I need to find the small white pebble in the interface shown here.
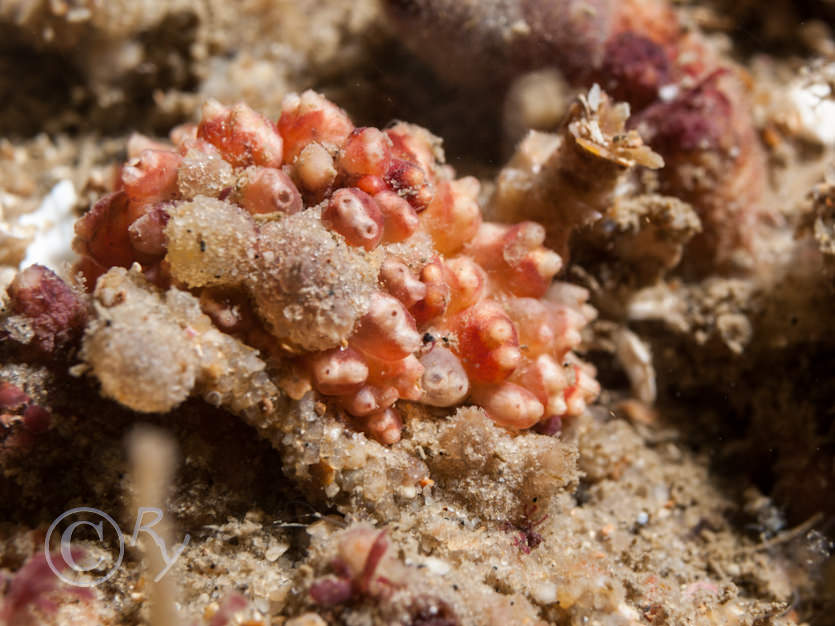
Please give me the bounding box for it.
[509,19,531,36]
[423,557,451,576]
[617,601,643,624]
[265,540,289,562]
[306,520,334,540]
[588,119,606,145]
[532,581,558,605]
[286,613,328,626]
[253,597,270,614]
[20,179,77,270]
[588,83,602,111]
[789,81,835,145]
[66,7,92,22]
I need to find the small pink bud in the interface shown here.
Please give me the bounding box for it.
[374,190,419,243]
[366,354,424,401]
[380,257,426,308]
[198,101,284,168]
[339,385,398,416]
[323,188,384,251]
[309,348,369,395]
[0,382,30,411]
[354,407,403,445]
[278,90,354,161]
[384,159,433,211]
[471,382,544,429]
[338,127,392,178]
[564,364,600,416]
[121,149,181,206]
[419,346,469,407]
[454,301,521,384]
[126,133,172,159]
[420,178,481,254]
[351,292,421,361]
[22,404,51,433]
[445,256,486,313]
[238,166,302,215]
[409,258,450,325]
[128,206,169,258]
[294,142,337,194]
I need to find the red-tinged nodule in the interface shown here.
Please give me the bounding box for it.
[238,166,303,215]
[278,91,354,162]
[309,347,369,396]
[375,190,419,243]
[380,257,427,308]
[599,32,670,110]
[454,301,521,384]
[120,149,181,206]
[7,265,88,356]
[22,405,51,434]
[533,415,563,436]
[323,188,384,251]
[73,191,136,276]
[198,101,284,168]
[351,292,422,362]
[338,127,393,179]
[409,258,450,326]
[128,205,170,259]
[310,577,354,607]
[635,72,734,155]
[384,158,433,212]
[0,382,30,412]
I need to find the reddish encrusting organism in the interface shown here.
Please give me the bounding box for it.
[309,529,398,607]
[3,265,88,358]
[383,0,769,271]
[0,381,53,450]
[502,501,549,554]
[0,551,94,625]
[72,92,599,443]
[0,382,30,412]
[308,529,461,622]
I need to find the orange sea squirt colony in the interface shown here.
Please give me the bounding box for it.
[72,91,599,444]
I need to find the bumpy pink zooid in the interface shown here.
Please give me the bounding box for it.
[73,91,599,444]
